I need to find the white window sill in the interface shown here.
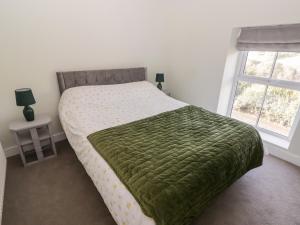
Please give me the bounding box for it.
[259,131,290,150]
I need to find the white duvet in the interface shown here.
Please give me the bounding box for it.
[58,81,187,225]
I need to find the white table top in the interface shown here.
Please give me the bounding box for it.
[9,115,51,131]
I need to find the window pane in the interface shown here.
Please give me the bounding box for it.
[244,51,276,78]
[231,81,266,125]
[258,86,300,136]
[272,52,300,82]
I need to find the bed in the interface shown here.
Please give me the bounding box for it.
[57,67,264,225]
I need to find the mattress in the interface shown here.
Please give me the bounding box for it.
[59,81,187,225]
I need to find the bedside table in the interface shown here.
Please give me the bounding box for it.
[9,115,57,166]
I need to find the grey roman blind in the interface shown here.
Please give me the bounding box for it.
[237,24,300,52]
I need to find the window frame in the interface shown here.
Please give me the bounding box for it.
[227,51,300,141]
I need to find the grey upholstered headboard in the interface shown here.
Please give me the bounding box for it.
[56,67,146,94]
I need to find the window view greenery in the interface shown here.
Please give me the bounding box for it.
[244,52,276,77]
[273,52,300,81]
[258,86,300,136]
[231,51,300,137]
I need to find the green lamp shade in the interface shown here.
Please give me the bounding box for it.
[156,73,164,82]
[15,88,36,106]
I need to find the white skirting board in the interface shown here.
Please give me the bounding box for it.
[4,132,66,158]
[263,141,300,167]
[0,142,7,225]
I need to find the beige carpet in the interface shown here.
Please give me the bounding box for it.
[3,141,300,225]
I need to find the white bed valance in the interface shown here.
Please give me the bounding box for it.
[236,24,300,52]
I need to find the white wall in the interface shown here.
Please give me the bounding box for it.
[0,0,169,149]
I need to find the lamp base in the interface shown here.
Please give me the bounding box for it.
[157,82,162,90]
[23,105,35,121]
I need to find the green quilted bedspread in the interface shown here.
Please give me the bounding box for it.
[88,105,264,225]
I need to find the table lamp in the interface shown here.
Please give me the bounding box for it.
[156,73,164,90]
[15,88,36,121]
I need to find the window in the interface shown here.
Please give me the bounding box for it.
[228,51,300,140]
